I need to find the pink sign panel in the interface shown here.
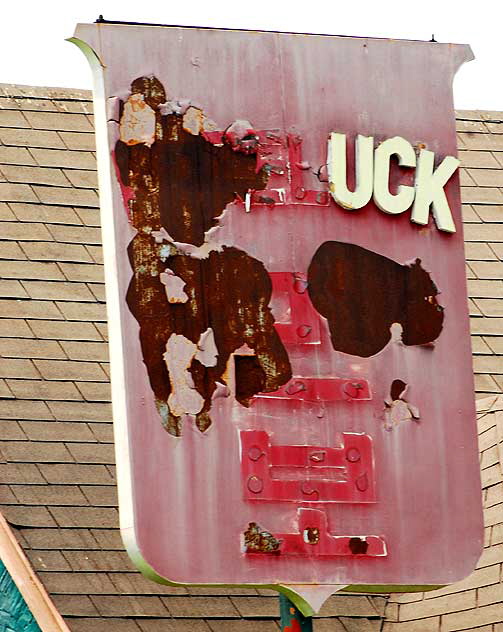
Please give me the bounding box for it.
[72,23,483,610]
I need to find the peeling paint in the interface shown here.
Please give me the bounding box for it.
[195,328,218,367]
[159,269,188,304]
[182,106,204,135]
[163,334,204,417]
[119,93,156,147]
[384,380,420,430]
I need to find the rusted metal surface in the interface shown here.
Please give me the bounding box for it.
[308,241,444,357]
[116,76,291,433]
[73,23,483,612]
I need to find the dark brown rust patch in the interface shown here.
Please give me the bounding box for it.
[307,241,444,357]
[348,537,369,555]
[244,522,281,554]
[117,77,291,435]
[235,355,267,406]
[304,527,320,545]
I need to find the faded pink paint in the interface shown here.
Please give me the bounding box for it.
[74,23,483,597]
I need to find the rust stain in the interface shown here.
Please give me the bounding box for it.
[116,76,291,435]
[244,522,281,553]
[307,241,444,357]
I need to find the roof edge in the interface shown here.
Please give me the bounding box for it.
[0,83,92,101]
[0,512,71,632]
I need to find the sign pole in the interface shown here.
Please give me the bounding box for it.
[279,594,313,632]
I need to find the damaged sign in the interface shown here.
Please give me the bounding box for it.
[71,23,483,615]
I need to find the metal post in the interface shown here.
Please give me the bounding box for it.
[279,594,313,632]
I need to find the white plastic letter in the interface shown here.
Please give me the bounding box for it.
[328,133,374,210]
[412,150,459,233]
[374,137,416,214]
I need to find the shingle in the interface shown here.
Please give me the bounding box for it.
[110,573,187,596]
[21,527,99,550]
[0,398,53,419]
[230,597,278,617]
[12,484,88,506]
[0,419,26,438]
[21,241,93,262]
[468,280,503,298]
[459,151,499,168]
[0,441,77,463]
[29,147,96,170]
[63,550,133,572]
[0,109,29,128]
[23,111,93,132]
[456,120,487,133]
[56,301,107,321]
[475,374,501,393]
[164,596,240,618]
[471,205,503,222]
[52,594,99,616]
[28,319,101,341]
[9,202,82,224]
[91,595,169,617]
[0,298,62,319]
[0,182,37,202]
[338,618,382,632]
[484,337,503,353]
[0,127,66,148]
[39,463,114,485]
[49,506,119,528]
[461,187,503,205]
[8,379,81,403]
[473,356,503,374]
[0,164,70,187]
[0,145,37,165]
[0,357,39,379]
[52,100,93,115]
[33,359,109,381]
[1,504,56,527]
[38,570,117,594]
[66,443,115,464]
[48,401,112,422]
[0,337,65,359]
[0,202,16,219]
[86,244,104,263]
[458,132,503,151]
[49,224,102,244]
[19,420,95,442]
[60,341,109,361]
[88,422,113,443]
[0,485,19,505]
[33,185,99,207]
[63,169,98,189]
[69,618,142,632]
[0,462,45,483]
[90,529,125,550]
[58,262,104,282]
[0,220,52,240]
[468,169,503,187]
[75,208,101,226]
[465,243,498,260]
[0,379,14,398]
[475,299,503,317]
[470,261,503,279]
[0,279,29,298]
[21,280,95,301]
[59,132,96,151]
[140,620,211,632]
[0,240,27,260]
[81,485,118,507]
[88,283,106,301]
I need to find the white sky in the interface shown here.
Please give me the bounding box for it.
[1,0,502,110]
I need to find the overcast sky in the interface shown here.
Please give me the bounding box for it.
[1,1,502,110]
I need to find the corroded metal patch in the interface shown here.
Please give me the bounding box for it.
[115,77,291,434]
[307,241,444,358]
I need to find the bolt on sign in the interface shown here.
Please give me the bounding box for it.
[71,23,483,614]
